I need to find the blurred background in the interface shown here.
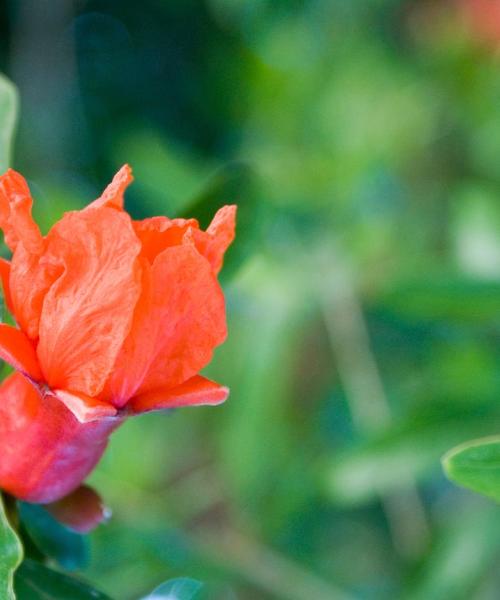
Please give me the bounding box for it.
[3,0,500,598]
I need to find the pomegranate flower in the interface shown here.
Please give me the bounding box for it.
[0,165,236,503]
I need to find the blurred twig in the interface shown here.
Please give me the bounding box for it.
[191,528,357,600]
[91,468,356,600]
[319,246,429,559]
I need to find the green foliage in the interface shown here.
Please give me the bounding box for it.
[182,161,263,282]
[0,497,113,600]
[378,275,500,324]
[14,560,112,600]
[404,503,500,600]
[142,578,203,600]
[443,437,500,502]
[0,495,23,600]
[18,503,88,571]
[0,74,17,174]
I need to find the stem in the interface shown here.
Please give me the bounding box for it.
[192,528,357,600]
[91,470,356,600]
[319,248,429,559]
[2,492,19,533]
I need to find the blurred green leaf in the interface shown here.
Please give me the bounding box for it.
[113,130,209,218]
[328,406,500,505]
[14,560,112,600]
[404,503,500,600]
[142,577,203,600]
[377,275,500,324]
[0,74,18,173]
[0,494,23,600]
[183,161,262,282]
[19,503,88,570]
[443,436,500,502]
[215,265,302,521]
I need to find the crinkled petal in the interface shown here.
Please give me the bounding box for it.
[184,205,236,274]
[98,258,155,406]
[10,244,62,340]
[136,244,227,394]
[0,323,42,380]
[53,389,117,423]
[37,207,142,397]
[0,170,55,339]
[134,216,198,263]
[103,244,227,405]
[129,375,229,414]
[0,169,43,253]
[86,164,133,211]
[0,257,13,313]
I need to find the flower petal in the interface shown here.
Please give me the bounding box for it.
[37,207,142,397]
[0,169,44,253]
[53,389,117,423]
[86,164,133,211]
[184,205,236,274]
[97,258,155,405]
[0,257,13,313]
[137,244,227,394]
[0,170,57,339]
[10,244,62,340]
[0,323,42,380]
[45,485,110,533]
[129,375,229,414]
[102,244,227,405]
[134,216,198,263]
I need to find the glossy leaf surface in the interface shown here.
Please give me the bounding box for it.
[443,436,500,502]
[14,560,112,600]
[142,577,203,600]
[0,494,23,600]
[19,503,88,570]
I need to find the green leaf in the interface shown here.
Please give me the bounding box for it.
[142,577,203,600]
[405,503,500,600]
[0,74,18,173]
[377,275,500,324]
[442,436,500,502]
[182,161,262,282]
[14,560,113,600]
[327,405,500,505]
[0,494,23,600]
[18,503,88,570]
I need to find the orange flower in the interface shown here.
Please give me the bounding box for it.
[0,165,236,503]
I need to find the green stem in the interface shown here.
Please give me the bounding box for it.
[1,492,19,533]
